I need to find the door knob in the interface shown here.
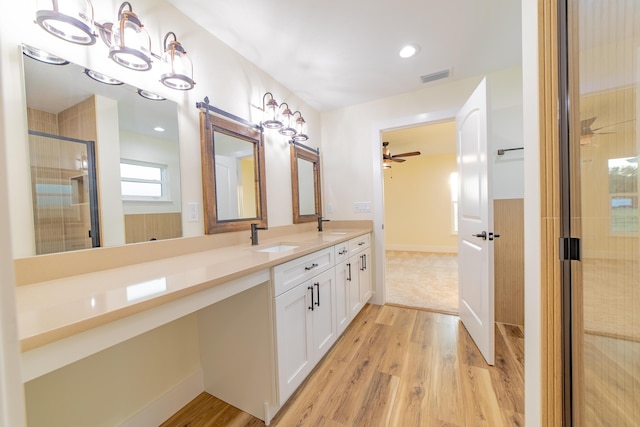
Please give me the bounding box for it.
[472,231,487,240]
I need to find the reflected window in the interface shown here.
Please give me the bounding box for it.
[120,160,169,200]
[608,157,638,234]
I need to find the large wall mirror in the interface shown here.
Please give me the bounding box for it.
[290,144,322,223]
[200,111,267,233]
[21,45,182,255]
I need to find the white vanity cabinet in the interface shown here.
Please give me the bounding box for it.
[334,241,351,335]
[273,248,337,405]
[345,234,372,319]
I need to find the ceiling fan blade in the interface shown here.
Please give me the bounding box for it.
[393,151,421,158]
[391,158,406,163]
[383,153,393,160]
[581,116,598,135]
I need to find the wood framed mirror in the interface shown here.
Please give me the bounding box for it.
[290,143,321,223]
[200,111,267,234]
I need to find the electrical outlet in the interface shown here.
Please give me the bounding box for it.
[187,202,199,222]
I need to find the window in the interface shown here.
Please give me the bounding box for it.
[608,157,638,234]
[120,160,169,201]
[449,172,459,234]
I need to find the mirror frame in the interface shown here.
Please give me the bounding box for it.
[290,144,322,224]
[200,111,268,234]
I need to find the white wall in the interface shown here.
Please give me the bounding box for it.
[0,27,27,426]
[321,67,524,223]
[4,0,320,258]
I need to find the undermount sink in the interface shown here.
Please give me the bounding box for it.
[256,244,300,253]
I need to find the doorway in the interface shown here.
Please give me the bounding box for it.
[381,121,459,314]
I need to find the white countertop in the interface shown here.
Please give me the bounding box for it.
[16,228,371,352]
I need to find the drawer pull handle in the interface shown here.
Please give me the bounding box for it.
[338,249,347,255]
[358,242,365,246]
[308,286,314,311]
[347,263,352,281]
[305,263,319,271]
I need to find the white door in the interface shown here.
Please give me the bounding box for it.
[456,77,495,365]
[215,155,239,221]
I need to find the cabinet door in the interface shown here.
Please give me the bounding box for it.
[335,261,350,336]
[358,247,372,305]
[274,282,314,404]
[311,268,337,361]
[347,256,362,320]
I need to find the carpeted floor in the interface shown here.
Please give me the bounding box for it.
[385,251,459,314]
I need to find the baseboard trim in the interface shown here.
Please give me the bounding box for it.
[385,244,458,254]
[120,370,204,427]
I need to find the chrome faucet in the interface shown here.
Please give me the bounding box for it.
[317,216,330,232]
[250,223,267,245]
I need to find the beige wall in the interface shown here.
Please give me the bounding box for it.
[383,152,458,252]
[24,314,201,427]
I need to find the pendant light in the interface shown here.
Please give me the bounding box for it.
[278,103,297,136]
[160,32,195,90]
[35,0,96,45]
[261,92,283,129]
[108,2,152,71]
[22,45,69,65]
[292,111,309,142]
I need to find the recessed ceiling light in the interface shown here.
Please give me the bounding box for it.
[399,44,421,59]
[154,126,165,132]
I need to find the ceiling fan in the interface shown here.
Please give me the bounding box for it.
[580,116,631,146]
[382,141,420,168]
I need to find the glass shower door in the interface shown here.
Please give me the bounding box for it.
[569,1,640,425]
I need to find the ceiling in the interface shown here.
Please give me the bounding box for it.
[169,0,522,112]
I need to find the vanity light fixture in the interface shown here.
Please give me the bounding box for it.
[21,45,69,65]
[84,68,123,85]
[137,89,165,101]
[160,32,195,90]
[292,111,309,142]
[35,0,97,45]
[278,103,297,136]
[35,1,197,91]
[261,92,283,129]
[108,2,152,71]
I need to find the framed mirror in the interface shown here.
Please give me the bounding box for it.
[22,45,182,255]
[290,144,322,223]
[200,111,267,233]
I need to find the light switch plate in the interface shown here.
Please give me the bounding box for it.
[187,202,199,222]
[353,201,371,213]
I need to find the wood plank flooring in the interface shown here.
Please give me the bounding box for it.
[161,304,524,427]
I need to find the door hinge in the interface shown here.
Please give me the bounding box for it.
[559,237,580,261]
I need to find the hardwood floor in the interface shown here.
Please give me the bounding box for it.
[161,304,524,426]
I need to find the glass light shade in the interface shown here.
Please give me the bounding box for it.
[36,0,96,45]
[109,7,152,71]
[22,45,69,65]
[84,68,123,85]
[262,93,283,129]
[138,89,165,101]
[292,114,309,142]
[160,36,195,90]
[278,103,296,136]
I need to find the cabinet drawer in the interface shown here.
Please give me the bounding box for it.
[348,233,370,256]
[334,241,350,263]
[273,247,334,296]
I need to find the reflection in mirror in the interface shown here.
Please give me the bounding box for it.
[200,111,267,234]
[291,144,321,223]
[214,133,256,221]
[22,45,182,254]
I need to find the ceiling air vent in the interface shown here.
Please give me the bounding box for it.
[420,69,451,84]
